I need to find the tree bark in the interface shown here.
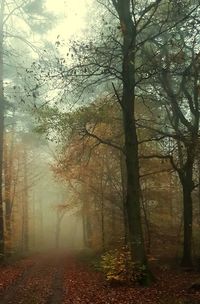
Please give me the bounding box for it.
[120,151,128,245]
[123,109,147,265]
[181,183,193,267]
[175,140,195,268]
[179,163,194,267]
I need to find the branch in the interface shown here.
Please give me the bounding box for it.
[4,31,42,55]
[111,0,119,12]
[3,0,28,25]
[136,0,163,32]
[97,0,119,19]
[137,3,200,47]
[83,127,124,153]
[139,153,180,173]
[161,68,193,131]
[112,82,122,107]
[138,135,166,144]
[140,168,173,178]
[136,121,186,143]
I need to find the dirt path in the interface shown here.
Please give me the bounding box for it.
[47,254,65,304]
[0,253,66,304]
[1,252,200,304]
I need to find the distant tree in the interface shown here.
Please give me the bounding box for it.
[51,103,125,250]
[0,0,55,259]
[55,204,67,249]
[4,112,15,255]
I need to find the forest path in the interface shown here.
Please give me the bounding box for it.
[0,252,67,304]
[0,252,200,304]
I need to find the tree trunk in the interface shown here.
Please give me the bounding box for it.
[4,143,12,254]
[120,0,149,277]
[82,213,92,247]
[181,179,193,267]
[111,0,150,284]
[31,192,36,250]
[101,199,105,250]
[4,130,15,256]
[82,214,87,246]
[120,151,128,245]
[0,0,5,259]
[140,187,151,255]
[100,173,105,250]
[55,218,61,249]
[39,200,44,246]
[111,204,116,245]
[123,109,147,263]
[23,149,29,252]
[177,146,194,268]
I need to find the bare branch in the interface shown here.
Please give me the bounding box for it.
[83,126,124,153]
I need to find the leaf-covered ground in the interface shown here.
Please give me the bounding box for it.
[0,256,35,295]
[0,252,200,303]
[63,257,200,304]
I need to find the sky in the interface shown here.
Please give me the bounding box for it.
[45,0,93,41]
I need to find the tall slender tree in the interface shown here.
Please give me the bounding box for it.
[109,0,150,281]
[139,2,200,266]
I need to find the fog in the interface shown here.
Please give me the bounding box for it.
[6,133,83,254]
[1,2,200,300]
[1,0,95,256]
[27,155,84,252]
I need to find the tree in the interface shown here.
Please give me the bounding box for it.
[109,0,148,276]
[31,0,199,281]
[55,204,67,249]
[139,2,200,267]
[0,0,55,258]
